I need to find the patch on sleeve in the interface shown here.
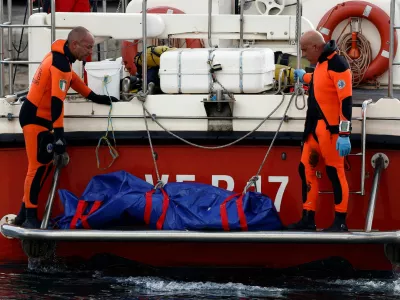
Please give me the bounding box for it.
[337,79,346,90]
[59,79,67,92]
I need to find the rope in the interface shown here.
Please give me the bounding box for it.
[142,105,163,187]
[328,19,372,87]
[242,88,304,194]
[139,88,302,192]
[337,30,372,87]
[141,92,287,150]
[95,75,119,170]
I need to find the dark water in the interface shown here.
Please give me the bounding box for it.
[1,258,400,300]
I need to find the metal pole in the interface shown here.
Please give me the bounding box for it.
[27,0,33,16]
[122,0,127,13]
[239,0,244,48]
[208,0,213,47]
[142,0,147,93]
[40,160,61,229]
[102,0,108,60]
[389,0,395,98]
[41,154,68,229]
[296,0,302,70]
[7,0,12,95]
[5,225,400,243]
[0,0,4,96]
[360,99,372,196]
[365,155,384,232]
[51,0,55,43]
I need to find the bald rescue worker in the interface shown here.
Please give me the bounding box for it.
[288,30,352,232]
[14,26,118,228]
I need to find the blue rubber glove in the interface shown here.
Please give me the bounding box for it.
[336,136,351,157]
[294,69,306,83]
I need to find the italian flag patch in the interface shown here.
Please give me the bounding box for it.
[59,79,67,92]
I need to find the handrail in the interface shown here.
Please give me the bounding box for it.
[360,99,372,196]
[0,0,56,96]
[40,153,69,229]
[3,224,400,243]
[365,154,387,232]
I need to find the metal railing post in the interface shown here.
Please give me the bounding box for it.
[360,99,372,196]
[208,0,213,47]
[122,0,128,13]
[389,0,395,98]
[239,0,244,47]
[41,154,69,229]
[365,154,387,232]
[0,0,4,96]
[7,0,13,95]
[102,0,108,59]
[51,0,55,43]
[142,0,147,93]
[27,0,33,16]
[296,0,302,69]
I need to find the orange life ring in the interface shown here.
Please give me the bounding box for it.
[317,1,398,82]
[122,6,204,75]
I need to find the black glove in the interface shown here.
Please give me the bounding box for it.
[53,128,66,155]
[87,91,119,105]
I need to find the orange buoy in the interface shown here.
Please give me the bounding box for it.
[347,32,361,59]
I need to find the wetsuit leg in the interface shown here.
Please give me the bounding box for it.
[300,133,321,212]
[315,120,349,213]
[22,124,54,209]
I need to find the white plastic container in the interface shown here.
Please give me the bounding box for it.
[159,48,275,94]
[85,60,122,100]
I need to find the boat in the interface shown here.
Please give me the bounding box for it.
[1,0,400,274]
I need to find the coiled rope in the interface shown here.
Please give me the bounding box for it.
[336,20,373,86]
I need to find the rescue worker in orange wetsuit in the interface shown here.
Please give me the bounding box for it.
[288,30,352,232]
[14,26,119,228]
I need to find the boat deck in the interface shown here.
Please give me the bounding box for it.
[353,88,397,105]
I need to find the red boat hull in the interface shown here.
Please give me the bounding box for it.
[0,144,397,271]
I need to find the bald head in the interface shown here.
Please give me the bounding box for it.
[300,30,327,65]
[67,26,94,61]
[67,26,92,44]
[300,30,325,47]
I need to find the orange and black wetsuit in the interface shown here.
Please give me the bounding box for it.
[15,39,117,227]
[299,40,352,216]
[18,39,92,213]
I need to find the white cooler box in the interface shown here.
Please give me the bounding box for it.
[159,48,275,94]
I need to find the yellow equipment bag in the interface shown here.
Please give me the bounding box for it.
[134,45,176,68]
[275,64,295,86]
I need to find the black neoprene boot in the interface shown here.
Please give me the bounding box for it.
[287,209,316,231]
[21,208,41,229]
[13,202,26,226]
[322,212,348,232]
